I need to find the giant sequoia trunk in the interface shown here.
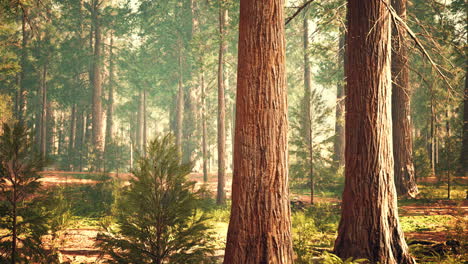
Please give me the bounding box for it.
[333,1,415,263]
[223,0,293,262]
[391,0,418,198]
[92,0,104,156]
[333,26,345,167]
[216,1,227,205]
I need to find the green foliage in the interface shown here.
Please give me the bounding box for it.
[292,204,341,263]
[66,182,115,218]
[321,252,368,264]
[0,122,59,263]
[97,134,215,263]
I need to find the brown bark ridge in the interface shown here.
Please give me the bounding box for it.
[92,0,104,155]
[333,1,415,263]
[217,0,227,205]
[303,16,314,204]
[333,26,345,167]
[223,0,293,262]
[391,0,418,198]
[461,68,468,176]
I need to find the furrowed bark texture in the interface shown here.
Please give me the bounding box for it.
[223,0,293,262]
[391,0,418,198]
[333,1,415,263]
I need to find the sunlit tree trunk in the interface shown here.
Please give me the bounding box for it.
[303,16,314,204]
[92,0,104,157]
[217,0,227,205]
[333,1,415,263]
[223,0,293,262]
[201,71,208,182]
[391,0,418,198]
[105,33,115,155]
[176,46,184,159]
[334,26,345,167]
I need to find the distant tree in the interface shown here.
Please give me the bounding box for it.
[223,0,294,262]
[97,135,214,264]
[0,122,58,263]
[217,0,228,205]
[391,0,418,198]
[333,0,415,263]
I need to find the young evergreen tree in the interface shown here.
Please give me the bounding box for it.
[0,122,58,263]
[97,135,214,264]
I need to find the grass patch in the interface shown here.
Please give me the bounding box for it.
[400,215,453,233]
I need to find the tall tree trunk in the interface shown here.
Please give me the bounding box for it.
[430,98,436,176]
[446,109,451,199]
[201,71,208,182]
[143,88,147,156]
[217,0,227,205]
[303,16,314,204]
[176,47,184,159]
[333,1,415,263]
[46,101,55,156]
[40,64,47,160]
[105,33,115,154]
[461,68,468,176]
[18,7,28,122]
[334,26,346,167]
[391,0,418,198]
[223,0,293,262]
[69,104,77,169]
[137,88,144,153]
[92,0,104,157]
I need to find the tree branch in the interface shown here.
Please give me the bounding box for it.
[285,0,316,26]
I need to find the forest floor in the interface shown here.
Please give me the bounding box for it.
[37,171,467,263]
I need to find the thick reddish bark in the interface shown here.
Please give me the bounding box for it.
[217,0,227,205]
[333,1,415,263]
[391,0,418,198]
[223,0,293,262]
